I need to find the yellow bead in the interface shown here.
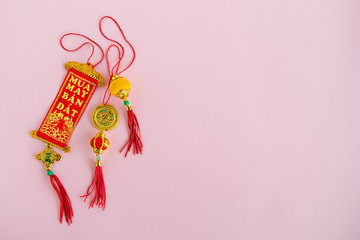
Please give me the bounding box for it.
[109,75,131,98]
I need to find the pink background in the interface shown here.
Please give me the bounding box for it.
[1,0,360,239]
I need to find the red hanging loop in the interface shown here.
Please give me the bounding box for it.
[102,44,123,105]
[99,16,136,105]
[60,33,104,68]
[99,16,136,75]
[106,44,124,76]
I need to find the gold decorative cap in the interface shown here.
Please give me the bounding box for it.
[65,61,104,86]
[109,75,131,100]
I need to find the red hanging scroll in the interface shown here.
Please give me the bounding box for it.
[31,62,104,152]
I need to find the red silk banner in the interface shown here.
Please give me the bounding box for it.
[32,66,100,152]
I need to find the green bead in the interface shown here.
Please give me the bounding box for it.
[96,156,101,160]
[47,170,53,176]
[124,100,129,106]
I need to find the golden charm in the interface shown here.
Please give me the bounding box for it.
[35,144,62,170]
[91,104,119,131]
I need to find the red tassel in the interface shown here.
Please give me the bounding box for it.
[81,166,106,210]
[121,109,143,157]
[50,174,74,225]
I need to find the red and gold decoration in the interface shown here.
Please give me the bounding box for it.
[31,33,104,225]
[99,16,143,157]
[81,104,118,209]
[81,16,143,210]
[109,75,142,156]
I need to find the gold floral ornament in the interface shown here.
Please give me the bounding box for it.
[35,144,62,170]
[39,112,74,142]
[30,130,71,153]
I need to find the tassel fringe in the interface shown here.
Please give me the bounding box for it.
[81,166,106,210]
[50,174,74,225]
[121,109,143,157]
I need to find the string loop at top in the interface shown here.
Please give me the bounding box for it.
[100,16,136,105]
[99,16,136,75]
[102,44,123,105]
[106,44,124,77]
[60,33,104,68]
